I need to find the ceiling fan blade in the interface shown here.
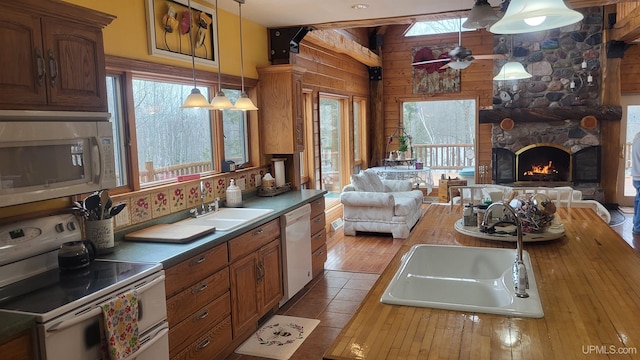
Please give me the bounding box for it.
[412,58,451,66]
[439,63,451,70]
[473,54,506,60]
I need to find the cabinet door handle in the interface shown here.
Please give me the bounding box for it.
[191,282,208,294]
[256,263,264,281]
[189,256,206,266]
[35,48,45,86]
[48,49,58,87]
[253,229,264,236]
[195,337,211,351]
[193,309,209,321]
[313,217,322,223]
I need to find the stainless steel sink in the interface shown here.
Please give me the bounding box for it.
[179,207,274,231]
[380,244,543,318]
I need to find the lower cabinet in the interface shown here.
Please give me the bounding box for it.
[0,329,36,360]
[229,219,282,338]
[309,197,327,278]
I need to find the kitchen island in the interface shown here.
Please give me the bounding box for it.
[324,205,640,359]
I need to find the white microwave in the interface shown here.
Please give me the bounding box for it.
[0,112,116,207]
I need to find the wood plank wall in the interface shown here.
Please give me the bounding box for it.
[621,44,640,94]
[380,25,496,177]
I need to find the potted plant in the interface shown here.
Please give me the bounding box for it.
[397,135,410,159]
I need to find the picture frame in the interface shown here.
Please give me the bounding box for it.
[145,0,218,67]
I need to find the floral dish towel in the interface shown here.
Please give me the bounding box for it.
[101,290,140,360]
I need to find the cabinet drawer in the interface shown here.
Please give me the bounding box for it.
[167,267,230,325]
[169,292,231,357]
[172,315,232,360]
[228,219,280,262]
[310,212,326,236]
[310,197,325,218]
[311,228,326,253]
[312,243,327,278]
[165,243,228,297]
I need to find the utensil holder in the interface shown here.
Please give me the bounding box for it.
[85,218,114,255]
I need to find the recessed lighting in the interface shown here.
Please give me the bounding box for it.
[351,3,369,10]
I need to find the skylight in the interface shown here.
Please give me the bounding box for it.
[405,18,474,36]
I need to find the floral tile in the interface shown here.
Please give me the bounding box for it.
[130,195,151,224]
[216,177,227,198]
[150,190,170,218]
[237,174,247,191]
[186,182,201,208]
[202,179,215,203]
[113,198,131,229]
[170,186,186,212]
[249,171,258,189]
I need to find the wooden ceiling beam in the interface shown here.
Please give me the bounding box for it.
[304,30,382,67]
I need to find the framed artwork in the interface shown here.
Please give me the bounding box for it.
[145,0,218,66]
[412,44,460,94]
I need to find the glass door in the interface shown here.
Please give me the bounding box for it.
[617,94,640,206]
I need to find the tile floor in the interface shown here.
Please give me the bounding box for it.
[225,270,379,360]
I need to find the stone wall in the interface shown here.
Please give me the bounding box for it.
[491,120,600,154]
[492,7,603,109]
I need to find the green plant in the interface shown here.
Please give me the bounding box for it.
[398,135,409,152]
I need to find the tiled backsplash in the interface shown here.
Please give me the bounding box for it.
[111,166,268,230]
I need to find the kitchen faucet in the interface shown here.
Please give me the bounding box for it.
[482,202,530,298]
[190,184,219,218]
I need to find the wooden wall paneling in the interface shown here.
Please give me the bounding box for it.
[621,44,640,94]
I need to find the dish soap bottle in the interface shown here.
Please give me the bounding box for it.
[226,179,242,207]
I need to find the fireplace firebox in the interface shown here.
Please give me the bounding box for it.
[492,145,600,184]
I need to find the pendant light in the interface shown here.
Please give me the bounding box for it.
[489,0,583,34]
[493,35,531,81]
[181,0,211,108]
[232,0,258,111]
[462,0,499,30]
[210,0,234,110]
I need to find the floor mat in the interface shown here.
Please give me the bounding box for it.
[620,207,634,214]
[609,208,627,227]
[234,315,320,360]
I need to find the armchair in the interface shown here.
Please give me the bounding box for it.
[340,169,424,238]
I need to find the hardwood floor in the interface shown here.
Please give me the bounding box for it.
[610,208,640,252]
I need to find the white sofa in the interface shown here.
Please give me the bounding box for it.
[449,184,611,224]
[340,169,424,238]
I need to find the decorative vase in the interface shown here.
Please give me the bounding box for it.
[397,151,405,160]
[85,218,114,255]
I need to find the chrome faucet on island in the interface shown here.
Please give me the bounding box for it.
[481,202,530,298]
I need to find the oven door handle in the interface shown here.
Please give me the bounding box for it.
[134,274,165,294]
[46,307,103,332]
[134,324,169,355]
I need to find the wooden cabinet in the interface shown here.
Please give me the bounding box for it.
[165,243,231,359]
[0,329,36,360]
[309,197,327,278]
[0,1,113,111]
[438,179,467,203]
[257,65,307,154]
[229,219,282,338]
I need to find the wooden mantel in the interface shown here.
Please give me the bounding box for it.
[478,105,623,124]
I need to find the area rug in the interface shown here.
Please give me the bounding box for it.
[609,208,627,227]
[234,315,320,360]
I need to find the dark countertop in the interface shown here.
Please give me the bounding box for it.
[0,189,325,345]
[102,189,326,268]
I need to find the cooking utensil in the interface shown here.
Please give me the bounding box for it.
[83,193,101,220]
[109,202,126,218]
[99,190,110,220]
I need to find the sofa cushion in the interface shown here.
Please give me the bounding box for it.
[351,169,385,192]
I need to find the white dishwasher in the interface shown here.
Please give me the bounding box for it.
[280,204,312,307]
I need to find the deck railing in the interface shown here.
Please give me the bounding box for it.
[139,161,213,183]
[412,143,475,170]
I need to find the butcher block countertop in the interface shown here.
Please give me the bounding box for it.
[324,205,640,359]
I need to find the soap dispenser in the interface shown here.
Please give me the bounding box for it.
[226,179,242,207]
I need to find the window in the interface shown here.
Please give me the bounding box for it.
[221,89,248,164]
[319,96,344,194]
[131,78,214,186]
[402,99,476,185]
[352,97,367,174]
[405,18,473,36]
[106,75,128,187]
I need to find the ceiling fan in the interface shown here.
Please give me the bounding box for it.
[412,18,505,70]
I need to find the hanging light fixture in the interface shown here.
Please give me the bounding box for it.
[462,0,499,30]
[181,0,212,108]
[232,0,258,111]
[210,0,234,110]
[489,0,583,34]
[493,35,531,81]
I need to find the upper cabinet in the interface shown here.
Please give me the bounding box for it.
[257,65,306,154]
[0,0,114,112]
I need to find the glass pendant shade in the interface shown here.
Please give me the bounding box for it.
[489,0,583,34]
[462,0,499,29]
[234,92,258,111]
[182,89,212,108]
[493,61,532,81]
[211,90,234,109]
[447,60,473,70]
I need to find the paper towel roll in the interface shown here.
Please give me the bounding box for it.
[272,158,286,187]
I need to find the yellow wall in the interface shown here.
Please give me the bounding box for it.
[63,0,269,79]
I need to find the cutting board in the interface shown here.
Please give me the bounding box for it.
[124,223,216,243]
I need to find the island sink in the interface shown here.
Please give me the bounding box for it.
[380,244,544,318]
[180,207,274,231]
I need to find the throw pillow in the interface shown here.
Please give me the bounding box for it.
[350,172,371,192]
[363,169,385,192]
